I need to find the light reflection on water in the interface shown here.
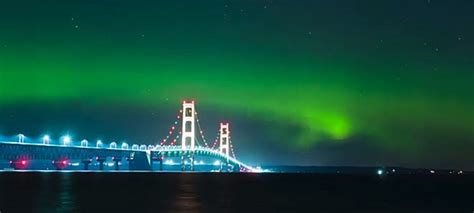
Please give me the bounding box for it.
[33,172,75,212]
[57,172,74,212]
[171,174,201,213]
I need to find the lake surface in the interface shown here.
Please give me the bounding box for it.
[0,172,473,212]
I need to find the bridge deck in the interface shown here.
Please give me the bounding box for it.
[0,141,252,171]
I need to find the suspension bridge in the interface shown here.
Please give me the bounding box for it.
[0,101,256,172]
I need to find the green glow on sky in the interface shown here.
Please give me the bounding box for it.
[1,55,472,149]
[0,1,473,166]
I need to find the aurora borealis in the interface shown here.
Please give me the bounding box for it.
[0,1,473,168]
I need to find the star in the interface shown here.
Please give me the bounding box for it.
[75,25,79,29]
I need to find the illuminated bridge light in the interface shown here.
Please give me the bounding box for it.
[139,145,147,151]
[121,142,129,150]
[147,145,154,150]
[131,144,139,150]
[62,135,72,146]
[18,134,25,143]
[377,169,384,175]
[96,140,103,148]
[42,135,50,144]
[80,139,88,147]
[110,142,117,149]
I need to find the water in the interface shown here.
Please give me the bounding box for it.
[0,172,473,212]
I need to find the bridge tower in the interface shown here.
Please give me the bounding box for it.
[219,123,230,157]
[181,101,196,150]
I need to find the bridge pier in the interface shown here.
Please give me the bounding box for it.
[180,155,185,171]
[159,157,163,171]
[82,159,92,170]
[219,162,225,172]
[180,152,195,171]
[158,153,163,171]
[112,157,121,171]
[234,164,240,172]
[126,157,133,170]
[96,157,106,170]
[151,153,163,171]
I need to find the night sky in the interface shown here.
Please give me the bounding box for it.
[0,0,473,169]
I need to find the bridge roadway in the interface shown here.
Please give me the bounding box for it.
[0,141,253,172]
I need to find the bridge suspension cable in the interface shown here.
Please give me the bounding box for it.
[210,132,220,150]
[194,111,211,148]
[170,130,181,146]
[229,140,236,159]
[158,110,182,146]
